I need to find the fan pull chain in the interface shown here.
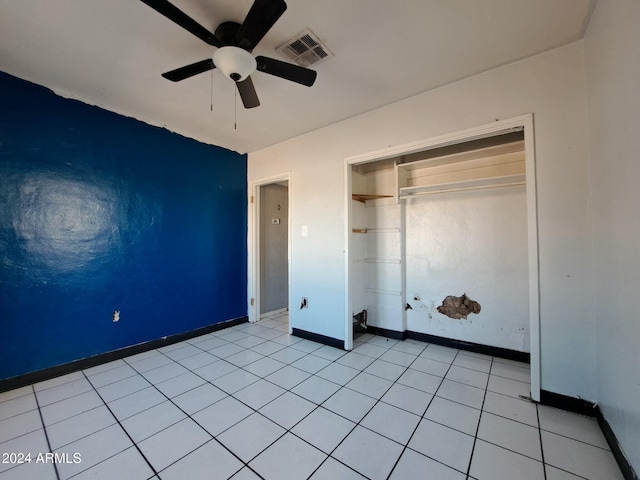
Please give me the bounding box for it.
[234,87,237,130]
[210,68,214,111]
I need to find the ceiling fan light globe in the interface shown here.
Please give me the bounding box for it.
[213,46,257,82]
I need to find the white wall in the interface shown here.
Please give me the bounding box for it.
[584,0,640,470]
[405,187,529,352]
[249,41,596,400]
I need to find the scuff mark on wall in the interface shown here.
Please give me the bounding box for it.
[437,294,481,319]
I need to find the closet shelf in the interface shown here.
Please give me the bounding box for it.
[399,174,525,199]
[352,194,393,203]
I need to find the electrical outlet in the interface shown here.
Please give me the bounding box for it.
[112,310,120,323]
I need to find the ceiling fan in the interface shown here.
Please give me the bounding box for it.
[140,0,317,108]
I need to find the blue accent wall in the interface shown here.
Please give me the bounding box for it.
[0,72,247,380]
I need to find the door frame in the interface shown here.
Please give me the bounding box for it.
[248,173,292,332]
[344,114,540,401]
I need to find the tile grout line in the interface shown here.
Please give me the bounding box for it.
[464,355,494,479]
[32,385,61,480]
[124,349,267,480]
[537,403,548,480]
[385,348,468,480]
[80,371,160,479]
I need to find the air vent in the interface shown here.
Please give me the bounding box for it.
[276,29,333,68]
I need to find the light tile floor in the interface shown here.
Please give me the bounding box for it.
[0,311,624,480]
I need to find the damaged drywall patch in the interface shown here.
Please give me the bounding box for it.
[437,294,481,319]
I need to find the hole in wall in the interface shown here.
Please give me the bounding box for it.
[437,294,481,320]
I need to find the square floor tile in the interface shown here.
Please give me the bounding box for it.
[482,391,538,427]
[193,396,253,437]
[0,385,32,403]
[409,356,450,377]
[138,418,211,472]
[269,347,308,364]
[312,345,347,361]
[322,387,377,423]
[420,345,457,363]
[292,407,356,454]
[233,334,269,349]
[380,383,433,416]
[177,351,218,370]
[291,376,341,404]
[0,429,49,474]
[397,369,442,394]
[391,340,427,356]
[193,336,228,351]
[0,459,57,480]
[97,375,151,403]
[544,465,586,480]
[316,363,360,385]
[35,378,93,407]
[408,419,474,473]
[445,365,489,389]
[210,342,247,359]
[218,413,285,462]
[486,375,530,399]
[259,391,316,429]
[390,448,466,480]
[309,457,367,479]
[55,424,132,480]
[477,412,542,460]
[47,405,115,449]
[121,400,186,442]
[251,340,286,356]
[363,359,407,382]
[336,352,376,371]
[470,439,544,480]
[226,350,266,368]
[154,371,205,398]
[291,354,332,374]
[290,339,324,353]
[171,383,227,415]
[333,425,404,480]
[35,371,84,391]
[72,446,154,480]
[366,336,398,348]
[40,390,103,426]
[164,344,202,361]
[243,357,286,378]
[211,369,260,394]
[436,379,485,409]
[490,361,530,383]
[345,372,393,399]
[538,405,608,449]
[141,362,188,384]
[107,387,165,421]
[379,349,416,367]
[265,365,311,390]
[159,439,243,480]
[233,379,285,410]
[127,352,174,373]
[361,402,420,444]
[193,359,238,381]
[83,364,138,388]
[453,354,492,373]
[352,343,388,359]
[541,430,624,480]
[425,396,481,436]
[250,432,326,480]
[0,409,42,444]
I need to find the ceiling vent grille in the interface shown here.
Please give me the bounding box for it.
[276,29,333,68]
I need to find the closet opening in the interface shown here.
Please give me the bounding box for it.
[345,115,540,400]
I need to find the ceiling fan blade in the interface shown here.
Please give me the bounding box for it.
[140,0,221,47]
[162,59,215,82]
[255,56,317,87]
[236,76,260,108]
[236,0,287,51]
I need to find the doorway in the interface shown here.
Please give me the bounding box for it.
[345,115,540,401]
[248,174,291,332]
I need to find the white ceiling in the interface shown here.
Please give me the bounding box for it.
[0,0,594,154]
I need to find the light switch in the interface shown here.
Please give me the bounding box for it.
[301,225,308,237]
[272,218,280,224]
